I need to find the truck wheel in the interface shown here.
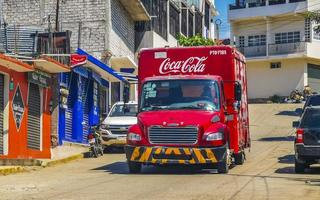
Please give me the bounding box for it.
[234,152,245,165]
[217,146,230,174]
[217,159,229,174]
[128,161,142,174]
[295,159,306,174]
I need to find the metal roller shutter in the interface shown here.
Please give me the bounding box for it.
[82,77,89,143]
[27,83,41,150]
[308,64,320,93]
[65,73,73,141]
[0,74,4,154]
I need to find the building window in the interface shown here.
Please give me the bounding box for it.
[204,2,210,29]
[188,10,194,37]
[239,36,245,47]
[275,31,300,44]
[181,3,188,36]
[305,18,311,42]
[270,62,281,69]
[314,31,320,40]
[152,0,168,40]
[195,10,203,35]
[248,35,266,46]
[313,23,320,40]
[169,3,180,38]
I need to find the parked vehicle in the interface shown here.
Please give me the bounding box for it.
[87,125,104,158]
[100,101,138,149]
[302,94,320,112]
[124,46,250,174]
[293,106,320,173]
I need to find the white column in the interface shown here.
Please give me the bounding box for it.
[230,22,235,46]
[266,17,271,57]
[286,0,290,3]
[120,81,123,101]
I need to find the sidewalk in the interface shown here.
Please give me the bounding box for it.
[0,143,89,175]
[40,143,88,167]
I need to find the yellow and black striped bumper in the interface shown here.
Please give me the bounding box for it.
[125,145,227,165]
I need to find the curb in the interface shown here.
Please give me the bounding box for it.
[0,166,26,176]
[40,153,86,167]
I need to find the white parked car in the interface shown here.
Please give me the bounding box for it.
[100,101,138,148]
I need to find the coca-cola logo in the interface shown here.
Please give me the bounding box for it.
[159,57,208,74]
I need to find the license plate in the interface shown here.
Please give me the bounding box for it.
[89,138,95,144]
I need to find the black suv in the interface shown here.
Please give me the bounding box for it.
[302,95,320,112]
[293,106,320,173]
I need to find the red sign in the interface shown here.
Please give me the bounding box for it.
[70,54,87,68]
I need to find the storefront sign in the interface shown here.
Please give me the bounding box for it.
[28,71,51,88]
[12,85,25,130]
[71,54,87,68]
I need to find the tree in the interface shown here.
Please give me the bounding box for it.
[306,11,320,33]
[177,34,215,46]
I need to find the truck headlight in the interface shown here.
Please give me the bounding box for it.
[127,133,142,141]
[206,132,224,141]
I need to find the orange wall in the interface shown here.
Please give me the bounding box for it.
[0,66,51,159]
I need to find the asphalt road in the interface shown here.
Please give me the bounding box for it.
[1,104,320,200]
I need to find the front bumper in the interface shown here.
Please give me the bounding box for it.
[125,145,227,165]
[100,130,126,146]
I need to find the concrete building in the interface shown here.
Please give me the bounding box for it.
[228,0,320,99]
[1,0,149,103]
[136,0,218,51]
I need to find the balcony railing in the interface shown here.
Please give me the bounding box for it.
[229,0,306,10]
[237,42,306,57]
[238,45,267,57]
[269,42,306,55]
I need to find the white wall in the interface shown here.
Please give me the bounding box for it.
[247,59,306,99]
[233,15,305,46]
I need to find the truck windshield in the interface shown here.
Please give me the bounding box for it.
[140,80,220,112]
[109,104,138,117]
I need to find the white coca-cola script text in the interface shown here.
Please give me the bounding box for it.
[159,57,208,74]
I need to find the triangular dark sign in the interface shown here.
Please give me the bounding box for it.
[12,85,25,130]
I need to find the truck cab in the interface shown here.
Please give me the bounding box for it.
[124,46,250,174]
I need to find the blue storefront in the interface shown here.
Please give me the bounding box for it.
[58,49,125,144]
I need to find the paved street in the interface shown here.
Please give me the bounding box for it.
[1,104,320,200]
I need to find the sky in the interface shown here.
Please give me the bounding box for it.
[215,0,234,39]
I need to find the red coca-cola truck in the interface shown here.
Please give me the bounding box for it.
[124,46,250,173]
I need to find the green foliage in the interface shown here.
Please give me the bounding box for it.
[306,11,320,33]
[177,34,215,46]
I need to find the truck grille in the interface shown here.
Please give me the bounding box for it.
[109,125,130,135]
[148,126,198,144]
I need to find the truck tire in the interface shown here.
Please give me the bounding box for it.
[217,159,229,174]
[234,152,245,165]
[295,159,306,174]
[217,144,230,174]
[128,161,142,174]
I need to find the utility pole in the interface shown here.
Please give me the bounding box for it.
[215,19,222,41]
[55,0,60,32]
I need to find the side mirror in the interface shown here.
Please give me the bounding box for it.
[292,121,299,128]
[234,82,242,101]
[123,84,130,104]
